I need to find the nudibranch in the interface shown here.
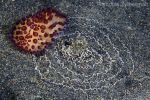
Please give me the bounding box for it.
[11,8,67,54]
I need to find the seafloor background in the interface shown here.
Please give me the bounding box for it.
[0,0,150,100]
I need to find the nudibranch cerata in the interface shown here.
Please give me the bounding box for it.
[11,8,67,54]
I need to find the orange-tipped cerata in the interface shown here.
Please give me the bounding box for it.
[12,8,66,54]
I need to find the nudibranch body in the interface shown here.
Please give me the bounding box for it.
[12,8,66,54]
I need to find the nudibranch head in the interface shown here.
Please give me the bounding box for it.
[11,8,67,54]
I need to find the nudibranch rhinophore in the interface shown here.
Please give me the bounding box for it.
[11,8,67,54]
